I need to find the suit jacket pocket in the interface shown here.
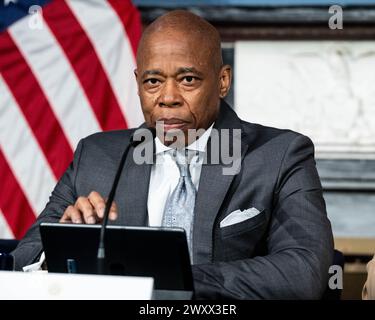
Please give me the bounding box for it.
[220,209,266,239]
[218,209,268,261]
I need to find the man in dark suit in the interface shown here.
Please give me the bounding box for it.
[11,10,333,299]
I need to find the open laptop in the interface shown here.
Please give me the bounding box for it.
[40,222,194,297]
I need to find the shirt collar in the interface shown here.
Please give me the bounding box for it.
[154,123,214,155]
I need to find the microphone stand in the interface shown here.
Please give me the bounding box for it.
[96,128,155,275]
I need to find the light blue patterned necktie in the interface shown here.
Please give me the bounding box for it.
[162,149,196,262]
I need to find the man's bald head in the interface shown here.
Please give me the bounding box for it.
[137,10,223,73]
[134,10,232,142]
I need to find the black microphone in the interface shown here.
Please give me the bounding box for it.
[96,127,156,274]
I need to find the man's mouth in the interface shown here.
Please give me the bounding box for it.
[156,118,188,131]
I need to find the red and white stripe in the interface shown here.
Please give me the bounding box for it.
[0,0,143,239]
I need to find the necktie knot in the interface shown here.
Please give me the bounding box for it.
[171,149,190,177]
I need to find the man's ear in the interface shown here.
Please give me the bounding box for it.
[219,65,232,98]
[134,69,140,96]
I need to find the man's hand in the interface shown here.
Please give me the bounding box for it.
[59,191,118,224]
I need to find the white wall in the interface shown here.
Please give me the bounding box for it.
[235,41,375,159]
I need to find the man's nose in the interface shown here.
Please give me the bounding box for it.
[158,80,182,108]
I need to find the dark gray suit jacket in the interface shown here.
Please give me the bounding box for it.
[12,101,333,299]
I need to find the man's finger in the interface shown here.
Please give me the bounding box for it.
[88,191,106,219]
[60,205,82,224]
[75,196,96,224]
[109,201,118,221]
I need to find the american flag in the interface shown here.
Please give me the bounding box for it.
[0,0,144,239]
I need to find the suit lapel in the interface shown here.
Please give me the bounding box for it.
[193,100,249,264]
[115,140,153,227]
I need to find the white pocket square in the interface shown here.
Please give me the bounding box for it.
[220,207,261,228]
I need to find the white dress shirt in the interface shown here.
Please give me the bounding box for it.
[147,124,214,226]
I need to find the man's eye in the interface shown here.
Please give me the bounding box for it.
[182,76,197,84]
[145,78,160,85]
